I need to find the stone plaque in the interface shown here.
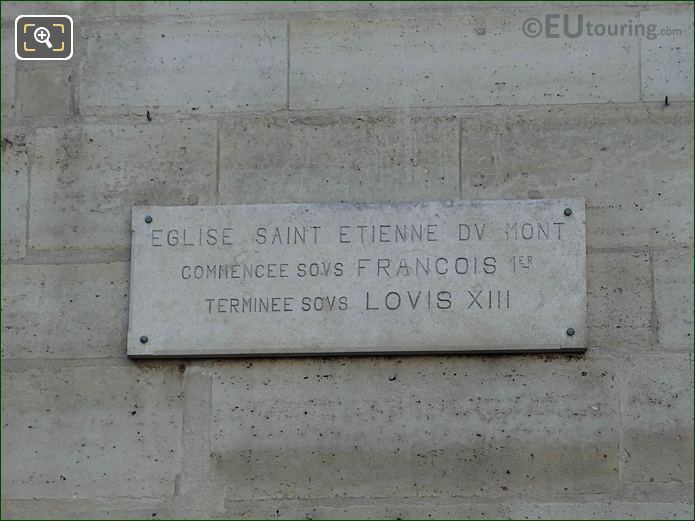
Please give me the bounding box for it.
[127,199,586,357]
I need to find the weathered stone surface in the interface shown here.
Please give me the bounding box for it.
[18,66,72,117]
[512,500,694,519]
[586,204,691,251]
[80,20,287,114]
[112,1,411,16]
[0,508,199,520]
[654,248,694,349]
[111,2,598,18]
[618,352,693,483]
[178,367,216,498]
[207,354,619,500]
[127,199,586,357]
[460,102,693,249]
[641,9,694,101]
[1,498,163,520]
[1,28,16,117]
[29,121,217,251]
[222,497,512,520]
[2,1,693,516]
[219,113,458,203]
[1,1,112,22]
[0,364,183,499]
[290,14,640,110]
[1,262,129,359]
[3,496,693,520]
[586,251,652,348]
[1,130,28,260]
[620,480,694,504]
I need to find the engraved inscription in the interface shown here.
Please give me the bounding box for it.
[127,199,587,357]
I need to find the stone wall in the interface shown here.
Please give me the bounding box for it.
[1,2,693,519]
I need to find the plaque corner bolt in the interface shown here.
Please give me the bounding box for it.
[139,335,149,344]
[564,208,572,217]
[144,215,153,224]
[566,328,575,337]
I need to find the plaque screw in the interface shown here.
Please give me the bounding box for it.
[139,335,149,344]
[144,215,153,223]
[564,208,572,216]
[566,328,575,337]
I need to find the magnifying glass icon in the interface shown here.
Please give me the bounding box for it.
[33,26,53,49]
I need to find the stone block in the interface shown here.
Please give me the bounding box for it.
[1,130,28,260]
[111,2,561,18]
[80,20,287,115]
[18,66,72,117]
[207,355,620,500]
[460,102,693,249]
[620,480,694,504]
[654,248,694,349]
[1,262,129,359]
[113,1,315,16]
[512,501,694,519]
[28,121,216,251]
[223,497,511,519]
[289,14,640,110]
[219,113,458,203]
[0,2,113,22]
[1,498,163,520]
[179,367,213,492]
[1,364,183,499]
[641,9,694,101]
[2,27,16,117]
[587,251,652,348]
[618,352,693,483]
[127,200,586,357]
[4,497,691,520]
